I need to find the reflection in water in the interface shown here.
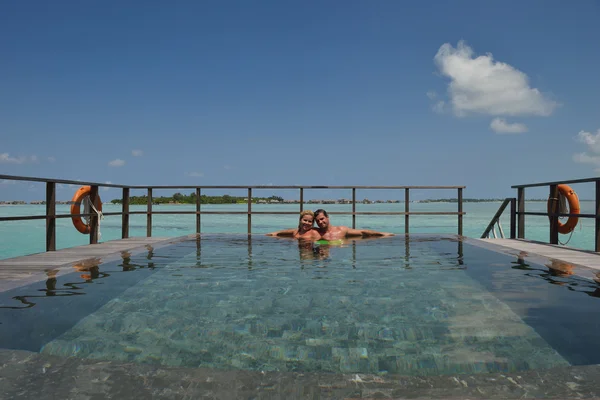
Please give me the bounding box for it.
[120,249,156,271]
[511,255,600,298]
[146,244,156,269]
[404,236,411,269]
[298,240,331,262]
[248,235,253,269]
[73,257,103,281]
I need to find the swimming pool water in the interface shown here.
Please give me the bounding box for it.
[1,235,600,377]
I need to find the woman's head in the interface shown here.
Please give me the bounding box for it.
[298,210,315,231]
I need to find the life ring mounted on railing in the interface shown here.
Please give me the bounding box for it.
[547,184,580,234]
[70,186,102,234]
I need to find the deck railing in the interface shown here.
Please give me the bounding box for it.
[0,174,466,252]
[512,177,600,252]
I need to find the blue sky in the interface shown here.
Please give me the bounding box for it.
[1,0,600,201]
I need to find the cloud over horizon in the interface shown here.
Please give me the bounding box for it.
[490,118,528,134]
[108,159,125,167]
[132,149,143,157]
[0,153,38,164]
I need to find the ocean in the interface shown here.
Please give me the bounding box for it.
[0,201,595,260]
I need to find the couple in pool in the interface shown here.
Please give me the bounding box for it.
[267,209,394,241]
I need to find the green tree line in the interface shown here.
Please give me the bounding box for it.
[110,193,284,205]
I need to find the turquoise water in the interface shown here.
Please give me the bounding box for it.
[0,201,596,260]
[4,235,600,376]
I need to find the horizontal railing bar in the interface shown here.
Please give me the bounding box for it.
[0,210,466,221]
[512,177,600,189]
[0,175,464,190]
[0,213,99,221]
[112,211,466,216]
[519,212,597,218]
[133,185,466,190]
[0,215,47,221]
[0,174,129,188]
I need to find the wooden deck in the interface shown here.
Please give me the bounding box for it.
[478,238,600,270]
[0,237,174,292]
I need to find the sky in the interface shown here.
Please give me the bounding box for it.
[1,0,600,201]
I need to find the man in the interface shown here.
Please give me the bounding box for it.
[313,209,394,240]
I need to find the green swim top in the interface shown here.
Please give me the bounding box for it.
[315,239,344,245]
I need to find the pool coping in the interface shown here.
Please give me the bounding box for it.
[1,348,599,399]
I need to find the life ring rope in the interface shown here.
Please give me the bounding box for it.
[88,198,104,241]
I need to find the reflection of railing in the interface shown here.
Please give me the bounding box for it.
[0,174,466,252]
[481,198,516,239]
[512,177,600,251]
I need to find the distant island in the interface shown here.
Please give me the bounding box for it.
[0,196,584,205]
[106,195,557,205]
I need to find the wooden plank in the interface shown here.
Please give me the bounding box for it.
[479,238,600,271]
[0,237,172,291]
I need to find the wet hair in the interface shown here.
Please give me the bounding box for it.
[298,210,315,229]
[314,209,328,218]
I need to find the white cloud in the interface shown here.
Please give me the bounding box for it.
[573,152,600,166]
[574,129,600,170]
[108,159,125,167]
[426,91,437,100]
[432,100,446,114]
[490,118,528,134]
[103,181,112,191]
[576,129,600,154]
[187,172,204,177]
[0,179,17,185]
[132,149,143,157]
[0,153,38,164]
[47,156,56,162]
[433,40,558,117]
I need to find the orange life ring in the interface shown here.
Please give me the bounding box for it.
[547,184,579,234]
[70,186,102,234]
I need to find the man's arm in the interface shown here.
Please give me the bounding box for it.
[344,227,394,237]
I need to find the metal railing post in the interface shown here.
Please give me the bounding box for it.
[147,188,152,237]
[196,188,201,234]
[299,188,303,212]
[510,198,516,239]
[46,182,56,251]
[89,185,99,244]
[352,188,356,229]
[549,184,559,245]
[247,188,252,234]
[517,188,525,238]
[122,188,130,238]
[457,188,463,236]
[405,188,409,235]
[596,181,600,252]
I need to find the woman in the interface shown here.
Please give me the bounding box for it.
[266,210,321,239]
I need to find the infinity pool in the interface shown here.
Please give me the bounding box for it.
[2,234,600,378]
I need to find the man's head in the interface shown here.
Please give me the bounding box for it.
[314,209,330,230]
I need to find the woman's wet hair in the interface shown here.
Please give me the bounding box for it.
[298,210,315,229]
[314,209,328,218]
